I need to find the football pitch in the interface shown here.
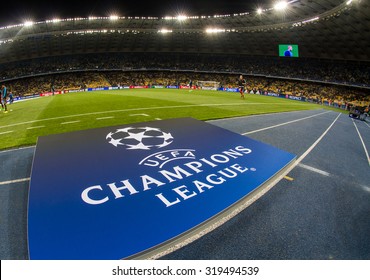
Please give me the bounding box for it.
[0,88,338,151]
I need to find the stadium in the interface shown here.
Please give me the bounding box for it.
[0,0,369,262]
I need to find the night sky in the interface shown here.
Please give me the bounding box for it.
[0,0,271,26]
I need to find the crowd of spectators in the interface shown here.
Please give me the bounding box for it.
[6,70,369,107]
[1,52,369,107]
[1,53,369,87]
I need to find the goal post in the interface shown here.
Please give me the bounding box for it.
[196,80,220,90]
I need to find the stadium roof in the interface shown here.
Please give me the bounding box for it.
[0,0,273,24]
[0,0,369,63]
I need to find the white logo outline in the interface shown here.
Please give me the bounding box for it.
[106,126,174,150]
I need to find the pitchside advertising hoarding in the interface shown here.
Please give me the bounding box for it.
[28,118,295,260]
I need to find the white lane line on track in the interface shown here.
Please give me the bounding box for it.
[61,120,80,125]
[242,111,330,135]
[249,113,340,192]
[364,122,370,129]
[248,113,340,195]
[298,163,330,176]
[352,119,370,166]
[0,131,13,135]
[208,109,322,122]
[293,114,341,165]
[0,145,35,154]
[0,177,30,186]
[149,113,342,260]
[0,102,307,130]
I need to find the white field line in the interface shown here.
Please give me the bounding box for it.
[26,126,45,130]
[96,116,114,120]
[61,120,80,125]
[0,131,13,135]
[130,114,149,117]
[243,111,330,135]
[0,102,307,130]
[352,119,370,166]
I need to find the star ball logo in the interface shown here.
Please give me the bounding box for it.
[106,126,196,168]
[106,126,174,150]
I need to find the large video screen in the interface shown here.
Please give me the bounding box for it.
[279,44,299,57]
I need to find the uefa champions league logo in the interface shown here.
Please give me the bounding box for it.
[106,126,174,150]
[106,126,194,168]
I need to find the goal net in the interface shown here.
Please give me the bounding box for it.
[197,80,220,90]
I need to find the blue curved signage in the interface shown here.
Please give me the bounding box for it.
[28,118,295,259]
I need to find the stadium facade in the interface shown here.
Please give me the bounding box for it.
[0,0,368,63]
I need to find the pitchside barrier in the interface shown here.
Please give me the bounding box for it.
[28,117,296,260]
[16,86,350,109]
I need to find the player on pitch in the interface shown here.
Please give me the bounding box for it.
[1,84,8,113]
[238,74,246,99]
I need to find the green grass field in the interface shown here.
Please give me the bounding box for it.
[0,88,339,150]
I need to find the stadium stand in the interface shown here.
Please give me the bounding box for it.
[0,0,369,107]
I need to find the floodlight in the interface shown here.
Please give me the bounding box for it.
[346,0,352,4]
[109,15,119,20]
[24,21,34,27]
[158,29,172,34]
[274,1,288,10]
[51,18,61,23]
[177,15,187,21]
[257,8,263,15]
[206,28,225,33]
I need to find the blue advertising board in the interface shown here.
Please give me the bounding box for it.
[28,118,295,259]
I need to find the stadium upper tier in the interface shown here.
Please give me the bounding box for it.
[0,0,368,63]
